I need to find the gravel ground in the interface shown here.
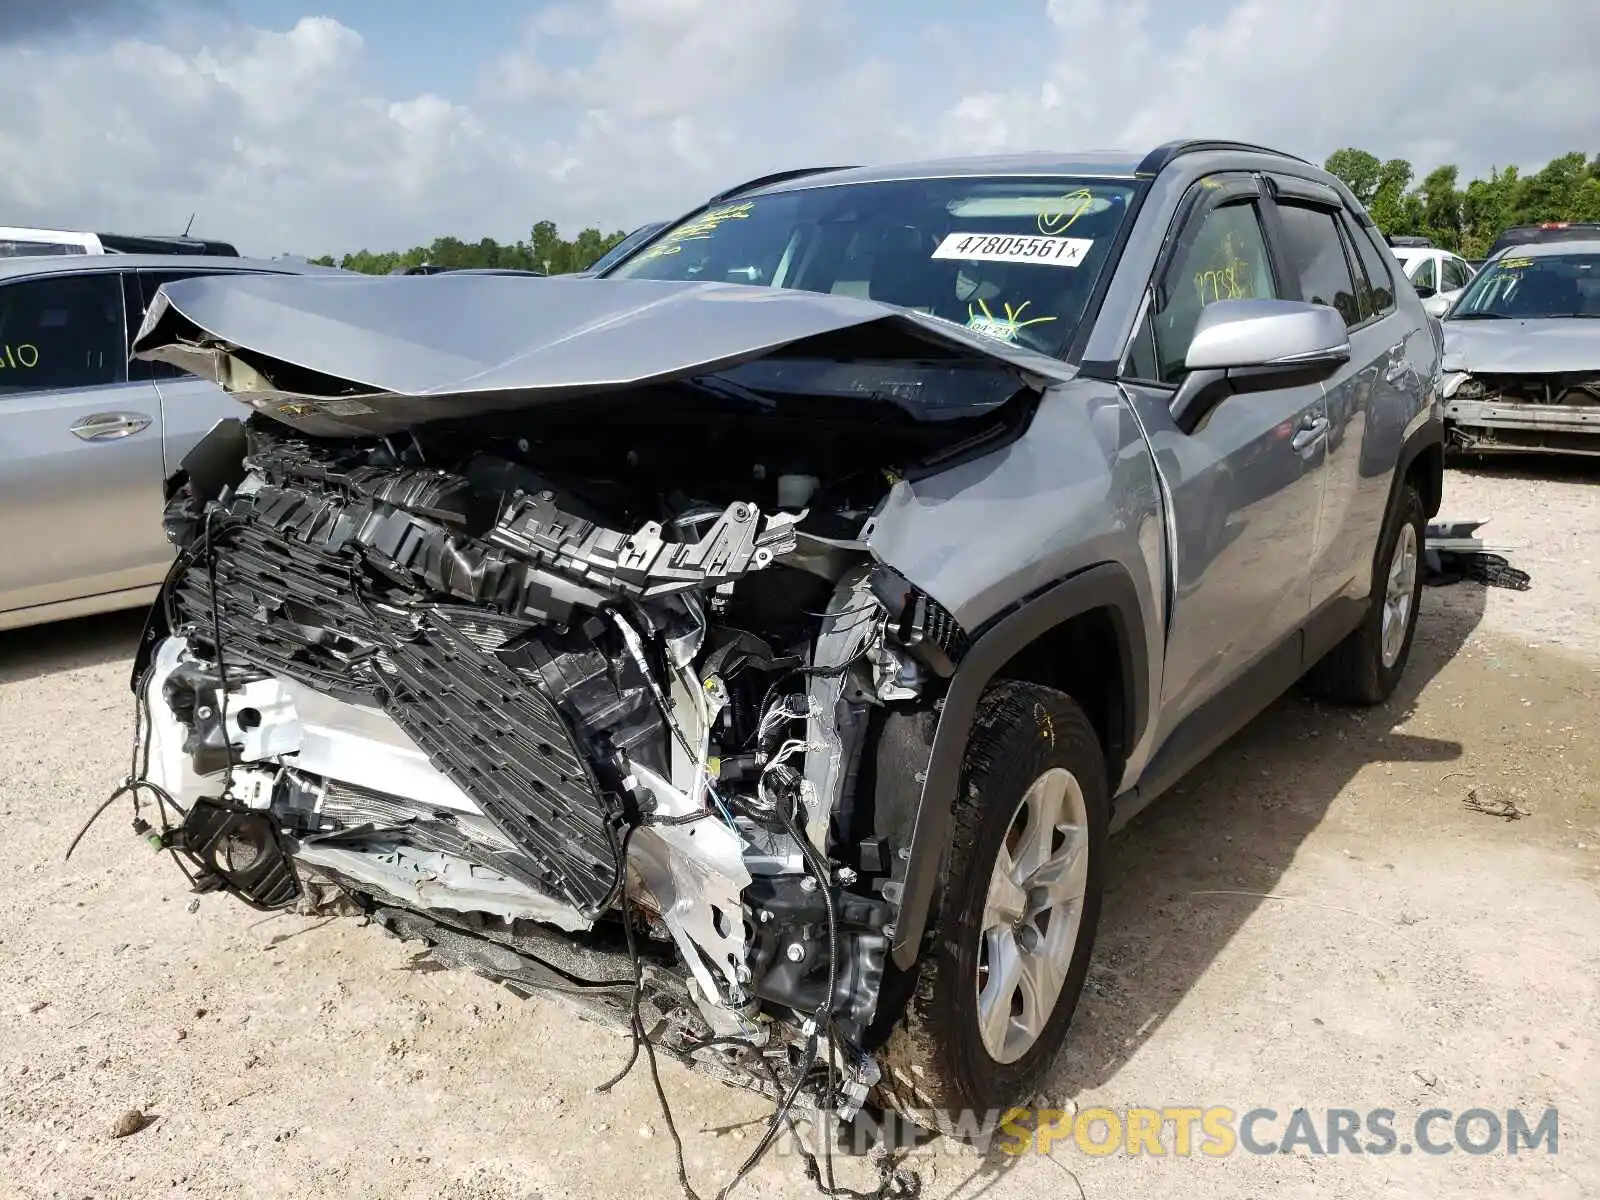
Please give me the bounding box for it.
[1,456,1596,1200]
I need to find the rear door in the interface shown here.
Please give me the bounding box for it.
[1260,175,1401,636]
[134,268,265,477]
[1119,172,1328,737]
[0,269,170,615]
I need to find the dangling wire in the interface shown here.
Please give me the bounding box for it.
[202,504,239,803]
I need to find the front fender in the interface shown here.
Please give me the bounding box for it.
[885,561,1150,970]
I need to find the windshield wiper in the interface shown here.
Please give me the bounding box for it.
[1450,312,1507,320]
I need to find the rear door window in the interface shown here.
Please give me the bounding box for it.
[0,272,127,395]
[1274,204,1362,326]
[1340,215,1397,320]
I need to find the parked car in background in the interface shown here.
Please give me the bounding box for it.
[1485,221,1600,260]
[0,253,339,632]
[120,139,1443,1136]
[0,226,240,258]
[1389,243,1476,316]
[1439,240,1600,457]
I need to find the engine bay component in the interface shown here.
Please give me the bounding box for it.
[123,401,989,1121]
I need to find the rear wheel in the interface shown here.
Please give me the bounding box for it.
[877,681,1108,1135]
[1307,481,1426,705]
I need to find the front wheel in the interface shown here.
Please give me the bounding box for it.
[877,681,1108,1135]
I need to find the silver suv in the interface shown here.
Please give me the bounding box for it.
[115,140,1443,1136]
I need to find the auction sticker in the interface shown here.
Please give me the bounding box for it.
[932,232,1094,267]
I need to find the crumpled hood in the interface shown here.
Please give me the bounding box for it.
[1441,317,1600,374]
[131,273,1075,436]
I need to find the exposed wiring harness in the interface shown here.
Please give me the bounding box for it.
[64,661,193,894]
[595,770,917,1200]
[65,501,237,888]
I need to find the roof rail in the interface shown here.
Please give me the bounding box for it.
[707,165,857,204]
[1135,139,1309,177]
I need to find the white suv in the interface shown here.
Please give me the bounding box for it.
[1389,243,1475,316]
[0,226,238,258]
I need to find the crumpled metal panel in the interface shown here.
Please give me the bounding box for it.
[128,273,1073,437]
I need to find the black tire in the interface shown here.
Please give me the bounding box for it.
[1307,481,1426,706]
[877,681,1108,1136]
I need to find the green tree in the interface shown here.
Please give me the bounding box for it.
[307,221,632,276]
[1517,152,1594,223]
[1460,166,1520,259]
[1416,164,1462,251]
[1368,158,1416,234]
[529,220,564,273]
[1322,148,1600,255]
[1324,147,1383,207]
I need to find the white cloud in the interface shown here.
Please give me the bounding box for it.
[486,0,849,120]
[0,16,534,256]
[0,2,1592,258]
[935,0,1599,179]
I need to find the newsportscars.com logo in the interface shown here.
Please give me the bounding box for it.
[782,1106,1560,1159]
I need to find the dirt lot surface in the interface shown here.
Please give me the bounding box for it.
[2,458,1596,1200]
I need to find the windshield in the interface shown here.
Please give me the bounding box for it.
[604,176,1139,358]
[1447,252,1600,319]
[586,222,666,274]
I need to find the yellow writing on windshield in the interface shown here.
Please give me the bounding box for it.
[1499,257,1534,269]
[1037,189,1096,236]
[635,202,755,262]
[0,343,40,369]
[966,298,1057,344]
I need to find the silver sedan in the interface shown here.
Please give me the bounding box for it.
[0,253,337,631]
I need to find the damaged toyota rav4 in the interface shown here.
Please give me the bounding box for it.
[113,142,1444,1135]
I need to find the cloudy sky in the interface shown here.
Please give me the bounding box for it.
[1,0,1594,258]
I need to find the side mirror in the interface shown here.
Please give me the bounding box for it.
[1413,283,1437,299]
[1172,299,1351,433]
[1422,292,1453,318]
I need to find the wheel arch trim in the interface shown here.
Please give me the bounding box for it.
[888,561,1149,969]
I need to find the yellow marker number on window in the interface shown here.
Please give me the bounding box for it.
[0,343,40,370]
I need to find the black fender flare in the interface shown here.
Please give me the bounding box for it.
[1388,414,1445,522]
[1361,413,1444,601]
[886,561,1150,970]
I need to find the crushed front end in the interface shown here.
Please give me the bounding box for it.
[127,392,1007,1123]
[1443,371,1600,456]
[108,271,1070,1130]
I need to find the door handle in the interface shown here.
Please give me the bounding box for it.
[1290,416,1329,452]
[1383,341,1410,385]
[70,411,152,441]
